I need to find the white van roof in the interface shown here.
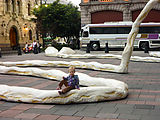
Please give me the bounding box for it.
[82,22,160,28]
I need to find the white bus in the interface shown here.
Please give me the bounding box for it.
[80,22,160,50]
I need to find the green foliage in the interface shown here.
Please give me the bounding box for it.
[33,0,81,42]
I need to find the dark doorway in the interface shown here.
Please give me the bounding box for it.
[91,10,123,24]
[132,9,160,22]
[9,26,19,50]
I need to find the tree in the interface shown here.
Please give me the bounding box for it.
[33,0,81,45]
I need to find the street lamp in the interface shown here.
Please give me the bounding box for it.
[40,0,48,7]
[35,0,48,8]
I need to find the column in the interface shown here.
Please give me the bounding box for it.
[123,4,132,21]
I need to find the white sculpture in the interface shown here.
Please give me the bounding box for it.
[0,65,128,104]
[58,53,160,63]
[149,52,160,58]
[45,46,58,56]
[58,47,76,55]
[0,0,158,104]
[0,60,122,72]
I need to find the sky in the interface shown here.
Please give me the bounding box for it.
[68,0,81,7]
[46,0,81,8]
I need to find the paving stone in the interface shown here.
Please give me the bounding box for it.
[96,102,116,108]
[127,100,145,105]
[149,109,160,115]
[134,104,155,110]
[24,108,56,115]
[81,117,107,120]
[33,105,54,109]
[23,80,45,87]
[138,97,155,101]
[115,108,134,114]
[74,110,99,117]
[0,106,11,111]
[57,115,82,120]
[66,104,87,111]
[115,104,134,109]
[99,107,117,113]
[14,113,40,119]
[0,101,5,104]
[132,109,150,115]
[83,105,101,111]
[2,102,19,107]
[118,114,141,120]
[10,104,34,110]
[141,115,160,120]
[0,117,20,120]
[35,114,60,120]
[96,113,119,119]
[0,109,23,118]
[53,109,78,116]
[128,84,143,89]
[50,105,72,111]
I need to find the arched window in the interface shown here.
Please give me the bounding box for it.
[29,30,32,40]
[5,0,9,12]
[11,0,15,13]
[36,30,39,40]
[28,3,31,16]
[17,1,20,14]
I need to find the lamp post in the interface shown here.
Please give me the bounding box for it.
[39,0,48,48]
[40,0,47,7]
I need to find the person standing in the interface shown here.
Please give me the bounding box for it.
[32,40,38,54]
[24,42,29,53]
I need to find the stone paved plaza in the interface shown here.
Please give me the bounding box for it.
[0,50,160,120]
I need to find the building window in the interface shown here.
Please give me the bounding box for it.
[84,0,89,3]
[5,0,9,12]
[28,3,31,16]
[17,1,20,14]
[29,30,32,40]
[99,0,113,2]
[11,0,15,13]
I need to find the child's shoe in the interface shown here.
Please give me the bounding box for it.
[58,91,63,95]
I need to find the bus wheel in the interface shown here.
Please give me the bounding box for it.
[91,42,100,51]
[139,42,149,50]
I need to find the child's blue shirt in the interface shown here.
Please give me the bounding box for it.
[64,75,79,89]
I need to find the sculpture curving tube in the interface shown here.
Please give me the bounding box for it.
[149,52,160,58]
[119,0,160,72]
[0,65,128,104]
[0,0,158,104]
[0,60,122,73]
[58,54,160,63]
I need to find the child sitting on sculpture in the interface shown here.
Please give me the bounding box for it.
[57,66,80,95]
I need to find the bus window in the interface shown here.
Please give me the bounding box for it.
[103,27,117,34]
[117,27,131,34]
[139,27,160,33]
[83,31,89,37]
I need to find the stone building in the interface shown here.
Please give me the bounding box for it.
[80,0,160,26]
[0,0,42,51]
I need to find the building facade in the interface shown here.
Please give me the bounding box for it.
[0,0,42,51]
[80,0,160,26]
